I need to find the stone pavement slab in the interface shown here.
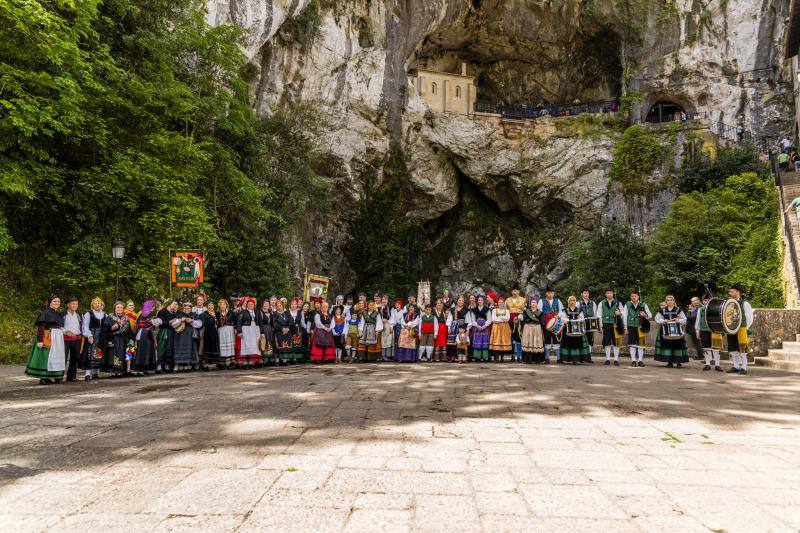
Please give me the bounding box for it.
[0,362,798,532]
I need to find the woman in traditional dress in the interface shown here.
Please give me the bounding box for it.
[216,299,236,368]
[432,299,450,362]
[170,302,201,372]
[311,301,336,363]
[236,297,263,367]
[654,295,690,368]
[287,299,303,363]
[81,296,107,381]
[489,297,513,362]
[132,299,158,376]
[519,295,545,364]
[356,300,383,362]
[470,295,492,362]
[331,305,347,363]
[155,299,178,373]
[441,289,454,311]
[103,301,134,377]
[258,299,274,366]
[272,299,294,365]
[124,300,138,323]
[560,296,591,364]
[379,295,394,362]
[200,301,220,370]
[300,301,314,361]
[395,304,419,362]
[447,296,469,363]
[25,295,66,385]
[467,294,478,360]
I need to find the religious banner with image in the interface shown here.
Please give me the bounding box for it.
[417,281,432,310]
[304,272,331,308]
[170,249,204,288]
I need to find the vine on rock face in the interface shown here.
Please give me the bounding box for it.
[609,125,667,197]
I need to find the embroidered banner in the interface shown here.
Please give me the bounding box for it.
[304,273,331,308]
[169,249,205,288]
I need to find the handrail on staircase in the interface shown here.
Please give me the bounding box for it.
[773,151,800,300]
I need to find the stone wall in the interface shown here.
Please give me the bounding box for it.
[749,308,800,356]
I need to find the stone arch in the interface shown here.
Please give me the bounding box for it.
[431,82,438,95]
[646,101,687,123]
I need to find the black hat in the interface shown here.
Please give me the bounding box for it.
[64,295,79,304]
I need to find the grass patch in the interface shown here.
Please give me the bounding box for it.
[0,286,35,365]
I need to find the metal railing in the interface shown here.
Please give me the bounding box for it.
[473,99,619,120]
[644,111,710,124]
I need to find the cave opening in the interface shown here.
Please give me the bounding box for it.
[646,101,687,123]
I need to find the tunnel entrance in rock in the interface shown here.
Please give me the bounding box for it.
[646,101,686,123]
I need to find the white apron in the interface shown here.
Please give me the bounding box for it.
[47,329,67,372]
[218,325,235,357]
[241,324,261,356]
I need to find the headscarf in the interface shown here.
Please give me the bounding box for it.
[91,296,104,308]
[113,300,125,312]
[141,299,157,317]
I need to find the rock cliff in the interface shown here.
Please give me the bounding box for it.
[206,0,793,295]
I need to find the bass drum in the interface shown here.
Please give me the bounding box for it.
[706,298,742,335]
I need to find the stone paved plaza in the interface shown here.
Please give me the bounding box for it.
[1,362,799,532]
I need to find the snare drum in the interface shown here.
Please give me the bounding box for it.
[545,316,565,336]
[660,321,685,340]
[584,316,601,332]
[566,319,585,337]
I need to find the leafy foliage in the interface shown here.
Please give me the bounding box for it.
[646,172,782,307]
[557,221,647,300]
[609,125,666,196]
[678,145,769,192]
[0,0,323,310]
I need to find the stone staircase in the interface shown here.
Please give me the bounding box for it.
[755,334,800,372]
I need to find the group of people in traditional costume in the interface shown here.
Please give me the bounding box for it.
[24,285,755,384]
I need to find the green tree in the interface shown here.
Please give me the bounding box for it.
[609,125,665,197]
[646,172,782,307]
[679,145,768,192]
[559,221,647,300]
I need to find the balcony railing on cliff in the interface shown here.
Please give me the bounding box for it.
[473,99,619,120]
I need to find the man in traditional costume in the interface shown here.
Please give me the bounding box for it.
[696,295,723,372]
[192,293,211,369]
[726,285,754,375]
[25,296,66,385]
[686,297,703,360]
[578,289,598,349]
[379,295,394,361]
[417,303,437,362]
[81,297,107,381]
[623,292,652,367]
[62,296,83,382]
[537,288,563,364]
[599,288,622,366]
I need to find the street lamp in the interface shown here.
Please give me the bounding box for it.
[112,239,125,302]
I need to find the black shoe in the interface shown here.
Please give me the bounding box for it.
[739,368,747,375]
[637,361,645,367]
[666,363,674,368]
[84,375,91,382]
[726,367,739,373]
[676,363,682,368]
[604,360,610,366]
[715,366,722,372]
[630,361,636,367]
[703,365,711,371]
[572,361,577,365]
[613,360,619,366]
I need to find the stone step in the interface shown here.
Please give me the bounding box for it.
[778,341,800,352]
[765,349,800,361]
[754,357,800,372]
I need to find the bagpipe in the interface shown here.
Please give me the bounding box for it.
[636,280,651,334]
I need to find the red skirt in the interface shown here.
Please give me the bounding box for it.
[434,323,448,348]
[310,338,336,361]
